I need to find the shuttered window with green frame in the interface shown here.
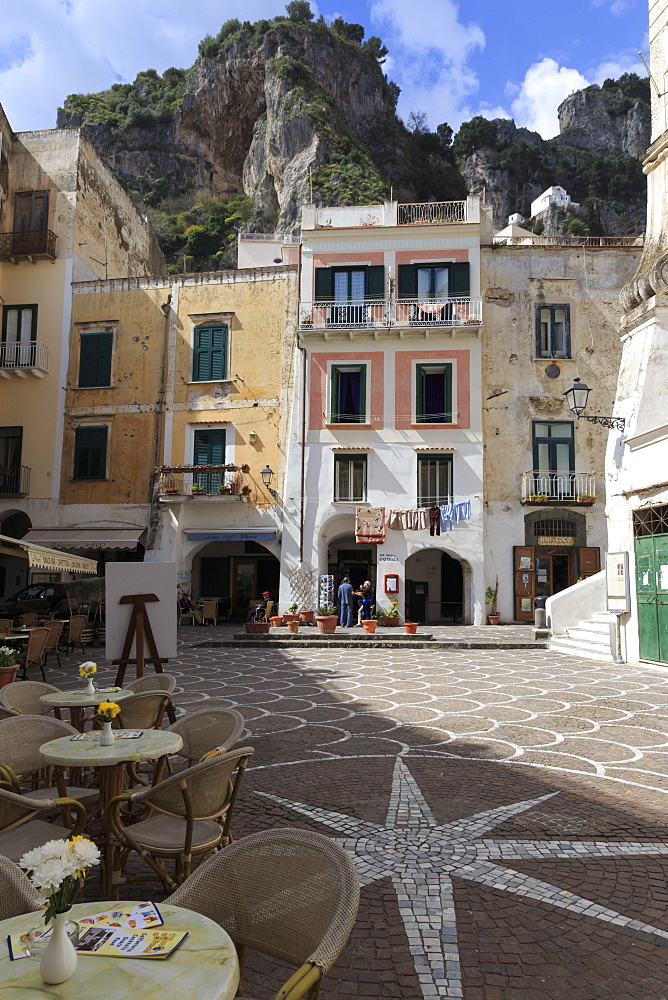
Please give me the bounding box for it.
[416,363,453,423]
[78,331,113,387]
[192,324,228,382]
[398,261,470,298]
[73,426,107,480]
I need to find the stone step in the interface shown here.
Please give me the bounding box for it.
[195,638,548,651]
[549,632,614,663]
[569,619,613,636]
[233,631,433,641]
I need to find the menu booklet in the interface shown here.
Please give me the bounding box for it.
[69,731,144,741]
[76,926,188,959]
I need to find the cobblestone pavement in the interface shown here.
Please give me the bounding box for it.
[39,632,668,999]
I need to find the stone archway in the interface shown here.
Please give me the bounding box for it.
[405,548,469,624]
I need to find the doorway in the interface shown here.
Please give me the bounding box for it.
[633,505,668,664]
[514,545,600,621]
[405,549,463,623]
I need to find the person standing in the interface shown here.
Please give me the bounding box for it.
[359,580,374,622]
[337,576,354,627]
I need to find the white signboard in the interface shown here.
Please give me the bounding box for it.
[378,553,399,562]
[105,562,177,663]
[606,551,630,613]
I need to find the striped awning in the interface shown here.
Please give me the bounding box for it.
[0,534,97,574]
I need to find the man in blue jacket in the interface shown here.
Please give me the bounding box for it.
[337,576,354,627]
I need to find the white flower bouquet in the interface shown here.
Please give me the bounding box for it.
[20,838,101,924]
[78,661,97,680]
[0,645,17,669]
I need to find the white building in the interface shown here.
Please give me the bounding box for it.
[530,186,579,218]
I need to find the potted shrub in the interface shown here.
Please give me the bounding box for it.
[241,464,251,474]
[361,618,377,634]
[283,602,299,625]
[404,621,419,635]
[485,580,500,625]
[191,484,204,496]
[378,601,401,626]
[0,645,18,688]
[217,484,231,495]
[241,485,252,496]
[316,606,337,633]
[528,493,548,503]
[245,621,270,634]
[299,608,315,625]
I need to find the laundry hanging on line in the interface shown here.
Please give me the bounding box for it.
[386,500,472,533]
[355,506,386,544]
[439,500,472,532]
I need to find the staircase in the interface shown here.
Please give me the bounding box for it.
[549,612,615,662]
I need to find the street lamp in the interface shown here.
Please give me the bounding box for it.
[261,465,274,487]
[563,378,625,431]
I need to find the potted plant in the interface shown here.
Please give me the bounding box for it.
[316,606,338,633]
[299,607,315,624]
[577,493,595,504]
[191,483,204,496]
[0,645,18,688]
[379,600,401,626]
[241,485,252,496]
[361,618,377,634]
[283,602,299,624]
[287,619,299,634]
[217,484,231,495]
[245,621,270,634]
[528,493,548,503]
[301,310,313,329]
[241,464,251,473]
[404,621,419,635]
[269,614,284,627]
[485,580,500,625]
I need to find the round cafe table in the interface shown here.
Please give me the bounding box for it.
[40,730,183,895]
[0,900,239,999]
[39,687,134,731]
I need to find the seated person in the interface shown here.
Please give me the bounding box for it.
[247,591,272,621]
[179,593,202,624]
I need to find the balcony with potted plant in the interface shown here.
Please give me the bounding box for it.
[155,465,253,500]
[520,471,596,506]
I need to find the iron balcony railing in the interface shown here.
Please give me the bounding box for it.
[398,201,467,225]
[0,340,49,373]
[0,466,30,497]
[0,230,57,260]
[299,297,482,331]
[156,465,251,497]
[496,234,644,248]
[521,470,596,504]
[238,232,300,244]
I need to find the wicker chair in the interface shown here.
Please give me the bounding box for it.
[15,628,50,681]
[201,600,218,626]
[0,680,62,716]
[126,673,177,724]
[167,709,245,766]
[43,620,65,668]
[108,746,254,894]
[0,854,44,919]
[0,619,12,632]
[116,692,171,730]
[0,707,18,721]
[64,615,88,655]
[18,613,39,627]
[166,828,360,1000]
[0,715,98,807]
[0,786,86,863]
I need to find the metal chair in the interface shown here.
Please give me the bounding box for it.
[0,854,44,919]
[201,600,218,626]
[108,746,254,894]
[64,615,87,655]
[166,709,245,766]
[43,620,65,668]
[15,628,50,681]
[0,680,62,717]
[0,715,98,807]
[166,828,361,1000]
[0,786,86,863]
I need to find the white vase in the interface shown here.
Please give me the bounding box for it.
[84,677,95,695]
[40,911,78,985]
[100,721,114,745]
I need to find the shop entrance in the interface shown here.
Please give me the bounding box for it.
[633,505,668,664]
[513,544,600,621]
[194,540,279,620]
[405,550,464,623]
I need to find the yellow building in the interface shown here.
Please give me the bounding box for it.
[65,266,298,614]
[0,103,163,596]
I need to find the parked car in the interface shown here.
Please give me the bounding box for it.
[0,583,71,619]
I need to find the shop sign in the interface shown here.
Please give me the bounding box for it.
[537,536,574,547]
[186,532,277,542]
[378,553,399,562]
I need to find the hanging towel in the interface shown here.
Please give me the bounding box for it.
[429,507,441,536]
[439,504,454,532]
[387,510,410,530]
[453,500,472,523]
[356,506,386,544]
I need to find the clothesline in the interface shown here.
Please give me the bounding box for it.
[354,499,472,542]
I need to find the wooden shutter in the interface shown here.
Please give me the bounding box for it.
[513,546,536,621]
[314,268,332,301]
[578,547,600,578]
[74,426,107,480]
[209,326,227,380]
[79,332,112,388]
[194,429,226,466]
[193,325,227,381]
[450,262,470,296]
[365,265,385,299]
[444,364,453,423]
[397,265,416,298]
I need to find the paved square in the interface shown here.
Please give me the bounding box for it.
[40,631,668,999]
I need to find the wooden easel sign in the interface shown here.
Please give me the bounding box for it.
[105,562,177,683]
[112,593,168,685]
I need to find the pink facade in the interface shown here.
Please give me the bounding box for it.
[395,350,471,430]
[310,352,385,430]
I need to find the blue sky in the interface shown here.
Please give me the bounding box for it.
[0,0,648,138]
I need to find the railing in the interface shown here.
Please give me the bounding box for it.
[0,340,49,373]
[398,201,467,225]
[0,466,30,497]
[496,234,644,248]
[521,470,596,504]
[239,232,300,244]
[0,230,57,260]
[156,465,250,497]
[299,297,482,330]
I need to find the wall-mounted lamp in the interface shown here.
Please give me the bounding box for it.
[249,430,258,445]
[563,378,625,431]
[261,465,274,487]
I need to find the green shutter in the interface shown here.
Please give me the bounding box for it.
[314,268,332,301]
[444,364,453,422]
[74,426,107,480]
[450,262,470,297]
[366,266,385,299]
[416,364,453,423]
[79,332,112,388]
[193,325,227,381]
[194,429,226,466]
[397,265,416,298]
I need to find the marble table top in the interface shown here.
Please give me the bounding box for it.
[0,900,239,999]
[39,688,133,709]
[40,729,183,767]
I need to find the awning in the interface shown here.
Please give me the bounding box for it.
[23,528,144,551]
[0,533,97,575]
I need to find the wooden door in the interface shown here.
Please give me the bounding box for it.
[578,547,600,578]
[514,546,536,622]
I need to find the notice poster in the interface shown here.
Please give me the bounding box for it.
[606,551,630,612]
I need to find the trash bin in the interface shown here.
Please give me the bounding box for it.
[534,596,547,628]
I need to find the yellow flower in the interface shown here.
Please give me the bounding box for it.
[98,701,121,720]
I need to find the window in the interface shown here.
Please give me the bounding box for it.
[417,454,453,507]
[314,266,385,301]
[73,426,108,480]
[536,304,570,358]
[334,454,367,502]
[193,428,226,493]
[532,421,574,497]
[192,324,228,382]
[0,427,22,495]
[14,191,49,232]
[398,262,470,299]
[416,363,453,423]
[330,364,367,423]
[78,331,113,388]
[1,305,37,367]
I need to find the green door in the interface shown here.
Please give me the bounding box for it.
[193,429,225,494]
[634,533,668,664]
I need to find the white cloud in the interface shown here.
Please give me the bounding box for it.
[510,58,589,138]
[589,52,645,83]
[369,0,485,131]
[0,0,285,131]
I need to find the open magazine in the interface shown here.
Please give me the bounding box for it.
[76,926,188,959]
[70,731,144,741]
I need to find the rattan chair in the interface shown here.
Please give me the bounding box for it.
[116,692,171,730]
[166,828,360,1000]
[108,746,254,894]
[167,709,245,766]
[0,680,62,716]
[0,715,98,807]
[15,628,50,681]
[0,786,86,863]
[0,854,44,919]
[43,620,65,668]
[64,615,88,655]
[201,600,218,626]
[0,707,18,721]
[0,619,12,632]
[126,673,177,724]
[18,613,39,627]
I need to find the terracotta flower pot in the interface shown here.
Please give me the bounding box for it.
[269,616,284,627]
[316,616,337,633]
[379,617,401,627]
[287,622,299,634]
[487,614,501,625]
[245,622,270,634]
[0,665,18,689]
[299,610,315,624]
[361,620,377,634]
[404,622,418,634]
[283,614,299,624]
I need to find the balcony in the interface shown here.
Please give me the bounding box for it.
[156,465,273,504]
[398,201,467,225]
[298,297,482,334]
[302,198,478,231]
[0,230,57,262]
[520,471,596,506]
[0,466,30,497]
[0,341,49,378]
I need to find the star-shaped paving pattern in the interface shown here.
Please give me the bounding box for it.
[257,757,668,999]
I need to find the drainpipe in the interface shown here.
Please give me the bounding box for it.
[297,242,307,563]
[152,292,172,495]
